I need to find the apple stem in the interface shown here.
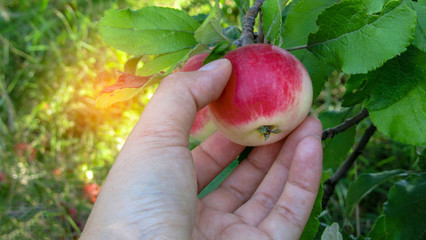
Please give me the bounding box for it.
[258,125,282,141]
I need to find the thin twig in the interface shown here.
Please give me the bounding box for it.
[235,0,265,46]
[322,123,377,209]
[322,108,369,140]
[258,10,264,43]
[354,163,360,237]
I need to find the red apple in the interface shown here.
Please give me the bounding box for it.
[14,142,36,160]
[179,53,217,142]
[189,106,217,142]
[83,183,101,204]
[209,44,312,146]
[179,52,209,72]
[0,172,7,183]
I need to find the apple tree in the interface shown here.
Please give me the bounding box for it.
[95,0,425,238]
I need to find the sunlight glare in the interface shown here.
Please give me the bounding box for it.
[86,170,94,180]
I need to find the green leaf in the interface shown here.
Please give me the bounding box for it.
[319,110,357,169]
[300,186,322,239]
[370,83,426,145]
[194,4,228,45]
[124,56,142,74]
[342,74,371,107]
[281,0,337,48]
[300,170,331,240]
[321,223,343,240]
[367,47,425,110]
[235,0,250,28]
[308,0,417,74]
[198,159,239,198]
[345,169,406,216]
[369,47,426,145]
[363,0,389,13]
[194,19,225,44]
[222,26,241,41]
[344,46,425,111]
[383,173,426,240]
[187,44,210,58]
[292,49,334,100]
[281,0,336,99]
[203,42,236,65]
[137,49,190,76]
[407,0,426,51]
[368,215,390,240]
[192,13,208,24]
[99,7,199,55]
[262,0,285,45]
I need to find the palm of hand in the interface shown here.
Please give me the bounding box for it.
[192,117,322,240]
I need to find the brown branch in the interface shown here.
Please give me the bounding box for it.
[258,10,264,43]
[235,0,265,46]
[322,123,377,209]
[322,108,369,140]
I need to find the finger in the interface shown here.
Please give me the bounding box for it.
[126,59,232,146]
[234,117,322,226]
[192,131,245,193]
[201,139,285,212]
[259,135,323,240]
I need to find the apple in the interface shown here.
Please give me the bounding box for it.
[209,44,313,146]
[189,106,217,142]
[179,52,209,72]
[83,183,101,204]
[0,172,7,184]
[14,142,36,160]
[179,53,217,142]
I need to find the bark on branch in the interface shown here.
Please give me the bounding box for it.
[322,123,377,209]
[322,108,369,140]
[235,0,265,46]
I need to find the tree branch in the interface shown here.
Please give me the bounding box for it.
[235,0,265,46]
[322,108,369,140]
[257,10,264,43]
[322,123,377,209]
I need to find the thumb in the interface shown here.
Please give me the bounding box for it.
[129,58,232,145]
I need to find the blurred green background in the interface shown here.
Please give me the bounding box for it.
[0,0,222,238]
[0,0,423,239]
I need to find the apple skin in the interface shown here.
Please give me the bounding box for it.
[179,52,209,72]
[189,106,217,142]
[209,44,313,146]
[179,53,217,142]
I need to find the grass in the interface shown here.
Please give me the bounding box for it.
[0,1,156,238]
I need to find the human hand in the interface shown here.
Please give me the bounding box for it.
[80,59,323,240]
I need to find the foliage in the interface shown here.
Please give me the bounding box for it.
[1,0,425,239]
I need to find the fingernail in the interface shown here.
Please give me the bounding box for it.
[199,59,229,71]
[310,135,322,141]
